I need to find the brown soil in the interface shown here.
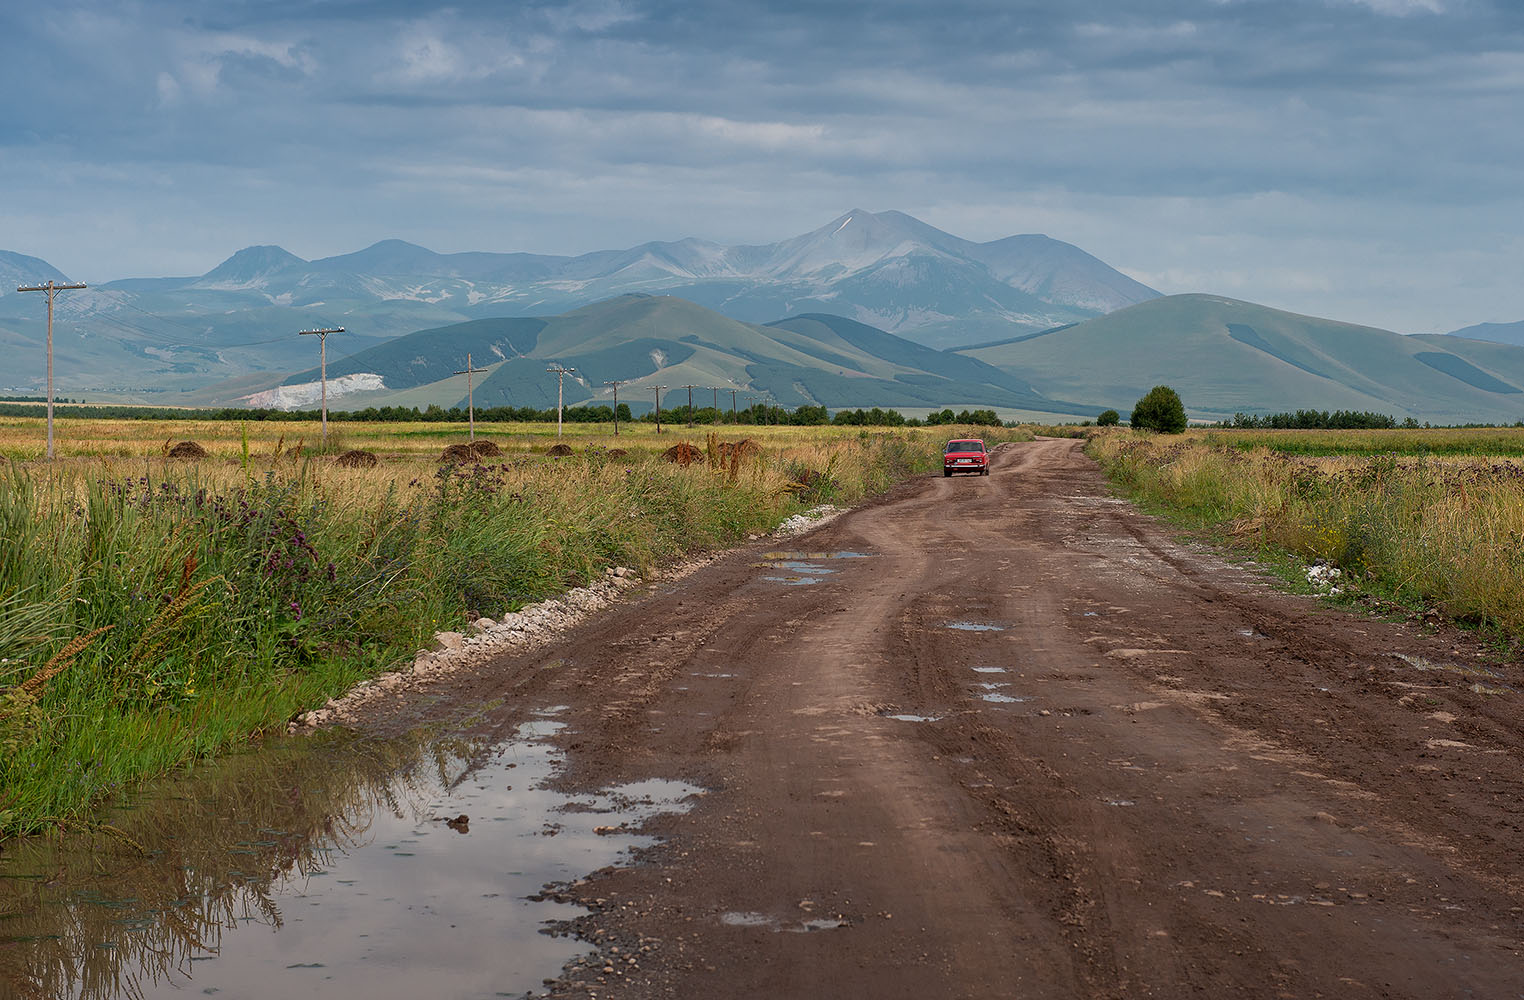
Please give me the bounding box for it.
[469,440,502,458]
[547,443,575,457]
[662,442,704,465]
[360,438,1524,998]
[165,440,208,459]
[333,449,378,468]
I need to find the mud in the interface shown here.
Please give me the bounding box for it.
[15,438,1524,998]
[348,436,1524,999]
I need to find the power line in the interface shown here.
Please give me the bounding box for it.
[17,280,87,459]
[453,353,489,441]
[298,327,345,447]
[603,379,626,437]
[546,364,576,438]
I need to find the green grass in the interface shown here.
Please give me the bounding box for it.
[0,422,1024,837]
[1205,426,1524,457]
[1089,430,1524,648]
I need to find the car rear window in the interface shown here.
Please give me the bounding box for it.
[945,440,985,453]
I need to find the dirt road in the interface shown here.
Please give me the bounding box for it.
[381,437,1524,999]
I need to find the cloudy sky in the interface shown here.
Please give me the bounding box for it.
[2,0,1520,333]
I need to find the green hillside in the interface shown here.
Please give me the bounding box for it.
[303,294,1097,417]
[960,294,1524,424]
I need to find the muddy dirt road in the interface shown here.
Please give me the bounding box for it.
[381,437,1524,999]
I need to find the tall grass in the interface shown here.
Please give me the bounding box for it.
[1090,431,1524,637]
[0,423,1009,836]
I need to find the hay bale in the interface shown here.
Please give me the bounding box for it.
[468,440,502,458]
[334,449,379,468]
[606,448,628,460]
[546,443,574,457]
[167,440,208,459]
[662,442,704,466]
[440,443,477,463]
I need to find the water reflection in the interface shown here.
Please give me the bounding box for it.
[0,720,700,999]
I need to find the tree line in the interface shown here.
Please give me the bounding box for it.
[0,401,1011,428]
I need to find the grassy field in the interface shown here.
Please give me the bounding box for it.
[1090,428,1524,642]
[1206,426,1524,457]
[0,416,1033,837]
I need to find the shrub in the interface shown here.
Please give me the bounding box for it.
[1097,409,1120,427]
[1131,386,1187,434]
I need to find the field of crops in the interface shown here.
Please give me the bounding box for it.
[0,416,1031,836]
[1091,427,1524,643]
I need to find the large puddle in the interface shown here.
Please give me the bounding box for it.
[755,551,870,586]
[0,715,700,999]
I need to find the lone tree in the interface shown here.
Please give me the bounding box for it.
[1096,409,1120,427]
[1130,386,1187,433]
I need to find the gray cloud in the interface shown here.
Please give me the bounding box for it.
[1,0,1521,331]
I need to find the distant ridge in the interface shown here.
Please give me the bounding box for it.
[961,294,1524,425]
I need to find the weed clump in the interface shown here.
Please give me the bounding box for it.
[546,443,574,457]
[439,443,477,463]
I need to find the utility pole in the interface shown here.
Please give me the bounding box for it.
[453,353,488,441]
[298,327,345,448]
[710,387,719,425]
[17,279,87,460]
[682,384,699,427]
[729,389,738,424]
[745,396,756,424]
[653,385,667,434]
[546,364,576,438]
[604,379,625,436]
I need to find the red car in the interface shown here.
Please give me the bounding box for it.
[943,438,989,477]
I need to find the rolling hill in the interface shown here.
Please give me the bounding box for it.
[277,294,1099,419]
[960,294,1524,425]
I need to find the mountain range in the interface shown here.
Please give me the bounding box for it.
[5,211,1524,423]
[0,209,1158,402]
[265,294,1098,420]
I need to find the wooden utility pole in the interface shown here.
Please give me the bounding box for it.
[604,379,625,436]
[682,384,699,426]
[729,389,738,424]
[547,364,576,437]
[17,280,87,460]
[298,327,344,447]
[453,353,488,441]
[710,387,719,424]
[653,385,667,435]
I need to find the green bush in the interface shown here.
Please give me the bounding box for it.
[1097,409,1120,427]
[1131,386,1187,434]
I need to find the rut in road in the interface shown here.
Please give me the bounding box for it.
[373,437,1524,1000]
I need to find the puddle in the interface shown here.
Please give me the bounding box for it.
[0,720,701,999]
[1104,798,1137,807]
[980,693,1028,704]
[691,672,735,679]
[1392,653,1517,692]
[755,552,871,587]
[881,713,942,723]
[717,912,849,933]
[945,622,1005,632]
[971,666,1007,675]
